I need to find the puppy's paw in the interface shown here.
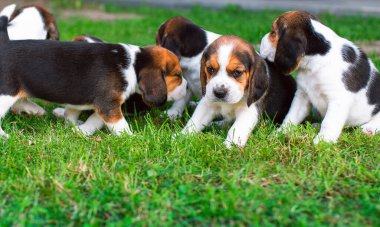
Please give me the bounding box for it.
[313,133,338,144]
[52,108,65,119]
[0,131,10,139]
[361,124,379,136]
[77,125,94,136]
[165,108,182,121]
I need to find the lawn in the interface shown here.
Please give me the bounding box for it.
[0,4,379,226]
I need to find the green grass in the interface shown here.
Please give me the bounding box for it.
[1,5,380,226]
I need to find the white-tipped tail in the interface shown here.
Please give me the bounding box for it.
[0,4,16,19]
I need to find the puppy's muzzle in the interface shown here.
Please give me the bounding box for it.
[213,86,228,99]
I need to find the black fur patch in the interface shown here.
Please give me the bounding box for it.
[342,50,370,92]
[342,45,356,63]
[259,60,297,124]
[367,71,380,115]
[0,41,130,104]
[305,20,331,56]
[0,16,9,44]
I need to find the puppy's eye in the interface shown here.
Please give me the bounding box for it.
[207,66,215,75]
[231,70,242,78]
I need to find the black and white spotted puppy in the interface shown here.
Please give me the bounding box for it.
[156,16,221,120]
[0,7,182,138]
[182,35,296,148]
[5,4,59,117]
[260,11,380,144]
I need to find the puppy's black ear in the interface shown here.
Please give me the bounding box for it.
[247,56,269,106]
[274,28,306,74]
[200,53,208,96]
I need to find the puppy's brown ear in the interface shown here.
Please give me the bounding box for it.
[274,28,306,74]
[200,54,208,96]
[247,56,269,106]
[155,23,166,45]
[138,68,167,107]
[47,20,59,40]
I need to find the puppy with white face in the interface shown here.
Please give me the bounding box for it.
[52,35,187,122]
[0,7,182,138]
[182,35,296,148]
[156,16,221,120]
[5,4,59,117]
[260,11,380,144]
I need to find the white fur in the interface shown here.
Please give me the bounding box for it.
[259,33,275,62]
[182,43,260,148]
[166,30,221,120]
[11,98,46,116]
[0,4,16,19]
[77,113,104,136]
[167,77,187,102]
[105,117,132,136]
[0,95,19,138]
[261,19,380,143]
[8,7,47,40]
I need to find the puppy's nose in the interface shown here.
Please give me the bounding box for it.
[213,86,227,99]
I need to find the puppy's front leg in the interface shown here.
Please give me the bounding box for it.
[314,100,349,144]
[225,104,259,149]
[78,113,104,136]
[166,87,193,120]
[182,98,216,134]
[278,88,312,132]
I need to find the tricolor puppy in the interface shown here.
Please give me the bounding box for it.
[0,8,182,138]
[156,16,221,120]
[52,35,186,122]
[182,35,296,148]
[5,4,59,116]
[260,11,380,144]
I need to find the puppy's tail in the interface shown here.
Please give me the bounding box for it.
[0,4,16,44]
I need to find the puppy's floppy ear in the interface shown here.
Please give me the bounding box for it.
[274,28,306,74]
[138,68,168,107]
[247,56,269,106]
[155,23,166,45]
[47,19,59,40]
[200,53,208,96]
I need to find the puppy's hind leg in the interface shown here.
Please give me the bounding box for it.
[0,95,20,138]
[361,112,380,135]
[12,98,46,116]
[77,113,104,136]
[96,104,132,136]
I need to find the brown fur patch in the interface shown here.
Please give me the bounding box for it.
[156,16,190,43]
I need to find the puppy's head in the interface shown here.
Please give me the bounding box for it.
[260,11,330,74]
[201,35,268,106]
[10,5,59,40]
[156,16,207,58]
[136,46,185,107]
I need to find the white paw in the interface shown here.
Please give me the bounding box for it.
[313,134,338,144]
[224,137,246,149]
[361,124,379,135]
[52,108,65,119]
[224,140,233,149]
[27,105,46,116]
[165,108,182,121]
[77,125,95,136]
[0,129,10,139]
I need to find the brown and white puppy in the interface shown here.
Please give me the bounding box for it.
[260,11,380,144]
[5,4,59,116]
[182,35,296,148]
[0,9,181,138]
[156,16,220,120]
[52,35,186,121]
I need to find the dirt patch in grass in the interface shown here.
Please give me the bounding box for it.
[60,9,142,21]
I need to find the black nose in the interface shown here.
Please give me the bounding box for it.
[213,87,227,99]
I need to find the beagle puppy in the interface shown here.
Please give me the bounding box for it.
[156,16,221,120]
[260,11,380,144]
[52,35,186,122]
[182,35,296,148]
[0,7,182,138]
[5,4,59,117]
